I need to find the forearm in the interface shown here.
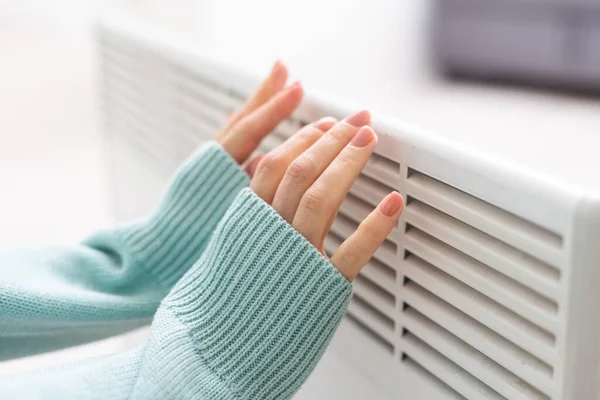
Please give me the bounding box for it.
[0,142,249,361]
[0,189,352,400]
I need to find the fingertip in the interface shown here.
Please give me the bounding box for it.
[345,110,371,127]
[350,126,377,148]
[272,59,284,72]
[288,81,303,95]
[283,81,304,106]
[271,60,288,86]
[380,191,404,217]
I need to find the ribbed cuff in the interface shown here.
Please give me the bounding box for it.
[111,142,249,289]
[166,188,353,400]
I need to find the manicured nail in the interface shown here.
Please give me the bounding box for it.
[288,81,302,91]
[271,60,288,85]
[345,110,371,127]
[313,117,337,131]
[272,60,283,73]
[380,192,404,216]
[350,126,375,147]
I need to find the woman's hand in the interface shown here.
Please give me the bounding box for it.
[215,61,303,164]
[249,110,404,281]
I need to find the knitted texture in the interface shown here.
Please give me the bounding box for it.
[0,188,353,400]
[0,142,249,360]
[165,188,353,399]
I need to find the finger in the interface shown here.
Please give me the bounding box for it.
[292,126,377,245]
[270,110,370,222]
[219,61,288,135]
[251,117,336,203]
[221,82,303,163]
[331,192,403,281]
[244,154,264,177]
[271,110,370,222]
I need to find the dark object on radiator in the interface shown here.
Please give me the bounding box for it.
[431,0,600,93]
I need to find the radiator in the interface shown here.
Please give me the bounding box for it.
[97,15,600,400]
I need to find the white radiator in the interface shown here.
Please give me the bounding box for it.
[96,15,600,400]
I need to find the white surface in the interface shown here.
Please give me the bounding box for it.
[116,0,600,191]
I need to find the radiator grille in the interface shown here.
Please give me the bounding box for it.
[100,38,177,177]
[400,169,562,400]
[98,28,570,400]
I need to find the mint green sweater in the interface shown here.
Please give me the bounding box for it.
[0,143,353,399]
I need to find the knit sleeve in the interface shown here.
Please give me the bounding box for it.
[0,142,249,361]
[0,188,353,400]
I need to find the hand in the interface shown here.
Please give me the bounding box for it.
[215,60,303,165]
[249,110,404,281]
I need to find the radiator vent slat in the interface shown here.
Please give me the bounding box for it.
[404,199,560,305]
[402,334,506,400]
[402,307,551,400]
[101,47,144,77]
[173,111,218,141]
[404,225,557,334]
[350,174,395,208]
[346,313,394,355]
[359,258,396,295]
[368,152,400,173]
[169,65,226,97]
[403,281,553,394]
[103,106,173,165]
[102,93,159,143]
[352,274,395,318]
[403,253,555,366]
[105,124,173,179]
[340,192,374,224]
[175,94,228,129]
[406,169,563,269]
[361,152,401,189]
[402,357,468,400]
[169,70,242,113]
[347,296,395,346]
[102,66,143,99]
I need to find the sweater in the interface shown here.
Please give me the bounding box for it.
[0,142,353,399]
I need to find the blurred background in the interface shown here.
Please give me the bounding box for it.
[0,0,599,396]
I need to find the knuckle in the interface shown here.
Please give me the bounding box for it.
[301,187,328,214]
[327,126,350,143]
[298,127,322,142]
[257,152,284,175]
[286,156,316,183]
[339,250,360,268]
[359,220,382,242]
[333,152,354,169]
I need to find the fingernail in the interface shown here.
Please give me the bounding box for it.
[271,60,288,85]
[313,116,337,131]
[272,60,283,73]
[288,81,302,91]
[345,110,371,127]
[380,192,404,216]
[350,126,375,147]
